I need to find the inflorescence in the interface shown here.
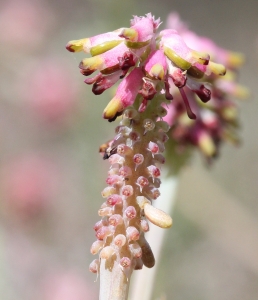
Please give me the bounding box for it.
[66,13,246,275]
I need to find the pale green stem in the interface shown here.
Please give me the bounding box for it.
[99,258,133,300]
[129,170,179,300]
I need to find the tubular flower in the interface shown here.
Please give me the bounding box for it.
[66,13,228,122]
[163,13,248,161]
[66,13,245,276]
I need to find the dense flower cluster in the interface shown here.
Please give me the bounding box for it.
[66,13,226,122]
[164,13,248,160]
[66,13,244,275]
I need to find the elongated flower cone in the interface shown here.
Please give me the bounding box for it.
[66,13,245,280]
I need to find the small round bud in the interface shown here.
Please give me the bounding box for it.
[120,257,131,268]
[148,187,161,200]
[156,106,167,117]
[124,206,137,219]
[124,108,139,119]
[90,240,104,255]
[115,125,131,136]
[94,220,104,232]
[108,167,119,176]
[101,186,117,198]
[147,165,161,178]
[136,176,149,192]
[106,175,123,186]
[133,154,144,165]
[89,259,100,273]
[96,226,112,240]
[121,185,134,197]
[117,144,132,156]
[140,219,149,232]
[119,166,132,177]
[143,119,155,132]
[129,243,142,258]
[156,120,170,132]
[109,154,125,165]
[148,141,159,155]
[109,214,123,227]
[156,132,169,143]
[98,207,113,217]
[129,131,140,142]
[114,234,127,248]
[126,226,140,241]
[106,194,123,206]
[100,246,115,259]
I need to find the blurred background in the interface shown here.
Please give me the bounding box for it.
[0,0,257,299]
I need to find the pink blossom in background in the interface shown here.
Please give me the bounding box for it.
[0,154,59,219]
[42,271,96,300]
[22,60,80,126]
[0,0,54,51]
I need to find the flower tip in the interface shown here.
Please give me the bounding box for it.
[119,28,138,42]
[103,98,123,121]
[208,61,226,76]
[66,38,87,52]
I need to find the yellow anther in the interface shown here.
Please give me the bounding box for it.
[208,61,226,76]
[191,49,210,65]
[90,40,122,56]
[66,38,88,52]
[120,28,138,42]
[149,64,165,80]
[103,98,123,120]
[164,46,192,70]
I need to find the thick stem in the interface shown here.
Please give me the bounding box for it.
[129,172,179,300]
[99,258,133,300]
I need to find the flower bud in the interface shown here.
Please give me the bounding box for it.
[90,240,104,255]
[126,226,140,241]
[108,214,123,226]
[100,246,115,259]
[106,194,123,206]
[120,257,131,268]
[96,226,112,240]
[98,206,113,217]
[108,154,125,165]
[101,186,117,198]
[89,259,100,273]
[133,154,144,166]
[114,234,127,248]
[121,185,134,197]
[124,206,137,219]
[119,166,132,177]
[129,243,142,258]
[140,219,149,232]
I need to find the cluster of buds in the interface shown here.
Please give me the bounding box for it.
[66,13,244,275]
[90,104,172,274]
[164,13,248,160]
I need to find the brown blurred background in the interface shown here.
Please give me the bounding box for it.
[0,0,257,299]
